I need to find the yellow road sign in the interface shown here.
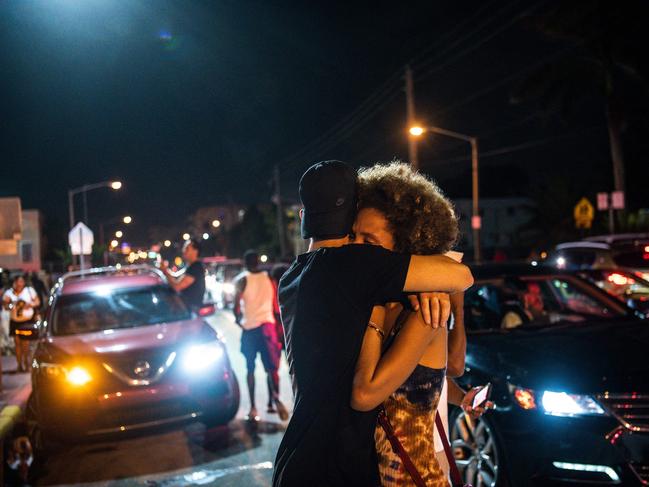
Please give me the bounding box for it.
[574,197,594,229]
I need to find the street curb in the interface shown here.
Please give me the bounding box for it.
[0,405,22,440]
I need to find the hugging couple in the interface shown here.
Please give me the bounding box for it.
[273,160,481,487]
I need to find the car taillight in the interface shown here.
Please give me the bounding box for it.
[606,272,634,286]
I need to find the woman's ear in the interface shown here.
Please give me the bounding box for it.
[299,208,304,221]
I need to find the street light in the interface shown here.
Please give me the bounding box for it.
[67,180,123,230]
[115,230,123,238]
[163,240,172,247]
[182,233,190,241]
[211,219,221,228]
[202,233,209,240]
[410,125,481,262]
[123,215,132,224]
[110,239,119,248]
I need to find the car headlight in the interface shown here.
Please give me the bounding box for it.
[42,363,92,386]
[181,341,224,372]
[511,386,606,417]
[541,391,605,416]
[66,366,92,386]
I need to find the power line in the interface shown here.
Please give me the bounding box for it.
[426,126,604,166]
[415,0,548,82]
[276,0,530,174]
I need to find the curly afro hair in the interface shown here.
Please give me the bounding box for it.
[358,161,458,254]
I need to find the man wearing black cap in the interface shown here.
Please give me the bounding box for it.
[273,160,473,486]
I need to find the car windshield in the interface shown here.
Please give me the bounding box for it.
[52,285,191,336]
[465,275,629,331]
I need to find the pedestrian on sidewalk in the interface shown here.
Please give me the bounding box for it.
[2,275,40,372]
[233,250,288,422]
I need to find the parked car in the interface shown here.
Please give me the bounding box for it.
[551,233,649,281]
[28,265,239,446]
[453,263,648,487]
[575,268,649,318]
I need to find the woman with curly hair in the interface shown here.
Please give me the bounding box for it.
[349,161,483,486]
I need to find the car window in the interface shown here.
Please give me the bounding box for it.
[465,275,628,331]
[52,285,191,336]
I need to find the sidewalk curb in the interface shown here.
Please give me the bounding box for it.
[0,381,32,440]
[0,405,23,440]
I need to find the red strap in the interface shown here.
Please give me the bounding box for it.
[377,409,427,487]
[435,412,465,487]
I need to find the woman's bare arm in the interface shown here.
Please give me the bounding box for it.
[447,292,466,377]
[351,309,442,411]
[403,255,473,294]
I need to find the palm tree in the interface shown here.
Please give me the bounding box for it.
[512,0,649,195]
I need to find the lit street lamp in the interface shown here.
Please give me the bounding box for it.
[67,180,123,230]
[123,215,132,224]
[409,126,481,262]
[163,240,172,247]
[115,230,123,238]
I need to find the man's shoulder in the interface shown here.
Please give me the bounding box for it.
[320,244,402,263]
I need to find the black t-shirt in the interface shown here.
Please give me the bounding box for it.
[180,261,206,310]
[273,244,411,487]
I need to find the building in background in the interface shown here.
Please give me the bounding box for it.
[454,197,534,260]
[0,197,43,272]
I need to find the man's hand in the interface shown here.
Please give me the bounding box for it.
[407,292,451,328]
[461,386,494,419]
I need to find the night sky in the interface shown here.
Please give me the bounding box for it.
[1,0,647,248]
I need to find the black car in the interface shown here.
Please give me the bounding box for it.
[452,263,649,486]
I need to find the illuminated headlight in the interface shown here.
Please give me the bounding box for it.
[42,363,92,386]
[181,341,224,372]
[541,391,605,417]
[67,366,92,386]
[511,386,606,417]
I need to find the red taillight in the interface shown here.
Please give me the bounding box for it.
[198,304,215,317]
[607,272,633,286]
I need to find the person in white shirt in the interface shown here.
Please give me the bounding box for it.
[234,250,288,422]
[2,275,40,372]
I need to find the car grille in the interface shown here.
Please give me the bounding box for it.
[598,393,649,432]
[630,462,649,485]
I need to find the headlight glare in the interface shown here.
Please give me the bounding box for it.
[181,342,223,372]
[66,366,92,386]
[541,391,605,417]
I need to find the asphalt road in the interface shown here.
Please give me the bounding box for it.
[31,310,294,486]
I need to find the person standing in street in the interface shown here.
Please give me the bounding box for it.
[161,238,206,311]
[2,275,40,372]
[233,250,288,422]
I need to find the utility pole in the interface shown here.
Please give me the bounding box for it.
[274,164,287,257]
[405,66,419,170]
[470,138,481,263]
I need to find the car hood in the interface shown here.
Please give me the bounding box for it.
[44,318,213,357]
[467,319,649,394]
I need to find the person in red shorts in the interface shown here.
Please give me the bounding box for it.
[234,250,288,421]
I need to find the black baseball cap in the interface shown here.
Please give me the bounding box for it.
[299,160,358,239]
